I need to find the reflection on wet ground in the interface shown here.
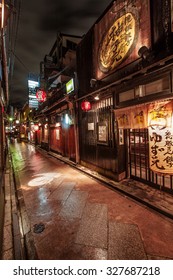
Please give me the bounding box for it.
[10,141,173,260]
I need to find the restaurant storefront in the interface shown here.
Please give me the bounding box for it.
[77,0,173,194]
[79,94,118,180]
[114,71,173,193]
[49,108,76,161]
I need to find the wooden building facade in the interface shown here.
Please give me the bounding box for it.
[77,0,173,193]
[35,33,81,162]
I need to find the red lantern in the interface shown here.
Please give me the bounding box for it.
[81,100,91,111]
[36,90,46,102]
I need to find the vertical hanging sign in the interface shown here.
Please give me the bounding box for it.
[148,100,173,174]
[149,127,173,174]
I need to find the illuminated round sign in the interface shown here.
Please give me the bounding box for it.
[98,12,137,73]
[36,90,46,102]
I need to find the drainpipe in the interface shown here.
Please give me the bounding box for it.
[1,0,10,105]
[73,101,80,164]
[73,71,80,164]
[1,29,9,105]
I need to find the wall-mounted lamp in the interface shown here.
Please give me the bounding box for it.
[90,78,97,88]
[55,122,61,127]
[138,46,150,60]
[94,95,100,100]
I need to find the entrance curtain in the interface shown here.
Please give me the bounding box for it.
[114,100,173,129]
[148,100,173,128]
[114,104,148,129]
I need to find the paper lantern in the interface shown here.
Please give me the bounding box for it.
[36,90,47,102]
[81,100,91,112]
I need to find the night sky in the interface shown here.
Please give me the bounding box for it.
[9,0,111,108]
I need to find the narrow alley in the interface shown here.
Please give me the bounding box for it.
[3,141,173,260]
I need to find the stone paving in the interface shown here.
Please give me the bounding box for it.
[2,142,173,260]
[48,150,173,220]
[2,154,25,260]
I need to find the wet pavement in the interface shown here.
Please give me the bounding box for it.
[3,141,173,260]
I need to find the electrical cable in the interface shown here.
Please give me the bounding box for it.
[10,49,31,72]
[9,0,22,77]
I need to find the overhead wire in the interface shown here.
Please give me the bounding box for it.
[10,49,31,72]
[9,0,22,77]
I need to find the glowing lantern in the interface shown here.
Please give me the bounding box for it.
[36,90,46,102]
[81,100,91,112]
[34,125,39,131]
